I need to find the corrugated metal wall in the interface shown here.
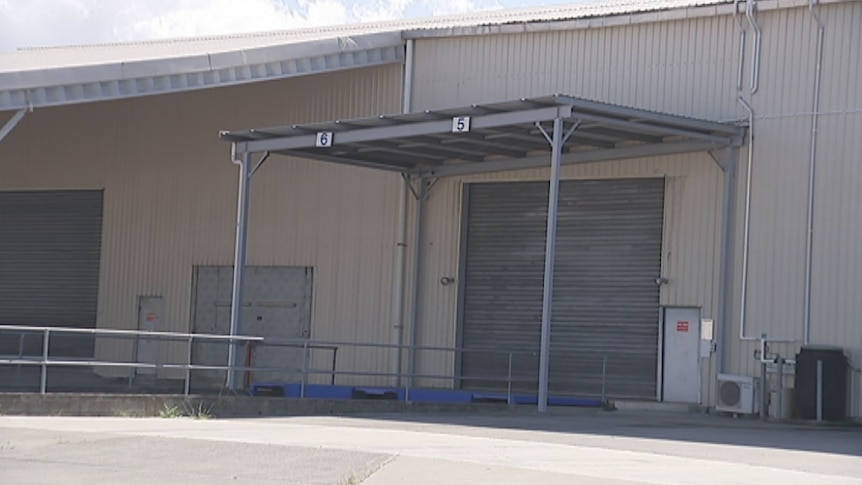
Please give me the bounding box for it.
[0,1,859,416]
[0,65,403,381]
[410,2,862,416]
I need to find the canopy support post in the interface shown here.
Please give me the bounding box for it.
[536,118,579,412]
[227,150,254,391]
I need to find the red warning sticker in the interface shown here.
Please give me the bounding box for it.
[677,321,690,332]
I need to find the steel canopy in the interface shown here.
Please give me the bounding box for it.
[220,93,745,412]
[221,94,744,176]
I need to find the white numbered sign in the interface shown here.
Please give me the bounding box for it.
[315,132,333,147]
[452,116,471,133]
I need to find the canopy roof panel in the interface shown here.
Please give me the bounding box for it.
[221,94,745,177]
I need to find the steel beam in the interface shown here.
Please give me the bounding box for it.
[276,150,420,174]
[0,109,27,144]
[571,111,736,145]
[428,140,721,178]
[557,94,744,135]
[226,151,253,391]
[235,105,573,153]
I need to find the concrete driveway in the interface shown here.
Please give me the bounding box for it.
[1,410,860,484]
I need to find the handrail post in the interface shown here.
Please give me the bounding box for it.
[300,340,309,399]
[185,335,193,396]
[405,345,411,403]
[601,357,608,403]
[16,332,25,383]
[507,352,514,406]
[40,329,50,394]
[330,347,338,386]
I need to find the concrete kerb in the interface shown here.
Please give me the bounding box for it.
[0,393,519,418]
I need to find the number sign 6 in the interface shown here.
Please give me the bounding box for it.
[315,132,333,148]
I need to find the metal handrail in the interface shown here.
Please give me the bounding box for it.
[0,325,264,341]
[0,325,610,404]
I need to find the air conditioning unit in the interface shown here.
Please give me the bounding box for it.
[716,374,758,414]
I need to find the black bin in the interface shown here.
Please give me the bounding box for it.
[794,346,847,420]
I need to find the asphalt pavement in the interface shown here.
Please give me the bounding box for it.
[1,409,860,484]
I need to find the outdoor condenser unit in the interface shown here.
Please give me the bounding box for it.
[716,374,758,414]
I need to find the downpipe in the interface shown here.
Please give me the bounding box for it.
[746,0,762,95]
[226,145,252,390]
[733,0,746,92]
[391,180,408,386]
[737,97,757,342]
[391,39,415,385]
[803,0,825,346]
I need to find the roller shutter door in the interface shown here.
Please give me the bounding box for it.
[459,178,664,399]
[0,190,103,357]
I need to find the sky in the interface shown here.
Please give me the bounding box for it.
[0,0,579,51]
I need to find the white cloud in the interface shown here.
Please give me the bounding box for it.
[0,0,505,51]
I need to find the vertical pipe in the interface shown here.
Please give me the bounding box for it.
[538,117,564,413]
[40,329,49,394]
[733,0,746,92]
[737,98,756,341]
[717,148,740,373]
[391,39,415,386]
[392,182,409,387]
[803,1,825,345]
[403,39,415,113]
[816,359,823,422]
[227,151,253,390]
[746,0,762,95]
[408,180,427,392]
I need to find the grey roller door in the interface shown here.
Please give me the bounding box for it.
[0,190,103,358]
[459,178,664,399]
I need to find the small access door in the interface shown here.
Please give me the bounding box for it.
[662,307,701,403]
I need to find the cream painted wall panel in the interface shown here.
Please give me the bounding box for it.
[711,4,861,417]
[0,65,403,380]
[412,17,742,120]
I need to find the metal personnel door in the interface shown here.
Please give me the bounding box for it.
[459,178,665,399]
[190,266,312,390]
[662,307,701,403]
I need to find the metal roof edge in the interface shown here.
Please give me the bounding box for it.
[402,0,850,39]
[0,32,404,112]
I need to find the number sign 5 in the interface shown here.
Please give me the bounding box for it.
[451,116,471,133]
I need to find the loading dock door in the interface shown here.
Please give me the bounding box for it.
[0,190,103,358]
[459,178,664,399]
